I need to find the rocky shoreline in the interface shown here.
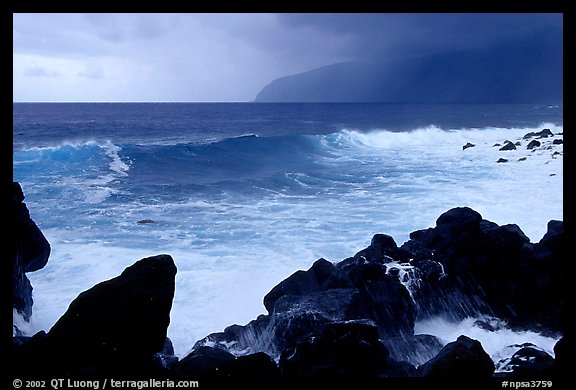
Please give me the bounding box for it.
[463,127,563,165]
[12,179,566,383]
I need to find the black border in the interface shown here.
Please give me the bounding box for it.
[6,2,571,388]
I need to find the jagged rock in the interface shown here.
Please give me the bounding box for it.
[524,129,554,139]
[13,255,177,376]
[12,182,51,321]
[191,206,564,378]
[463,142,475,150]
[269,275,415,353]
[497,158,508,163]
[538,129,554,138]
[417,335,495,377]
[199,251,416,364]
[219,352,280,380]
[278,320,393,378]
[383,333,445,368]
[172,346,235,379]
[263,258,351,314]
[499,141,516,151]
[351,233,411,263]
[402,207,563,331]
[271,289,357,352]
[173,345,280,381]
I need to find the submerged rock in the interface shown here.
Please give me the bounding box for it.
[499,141,516,151]
[527,140,541,149]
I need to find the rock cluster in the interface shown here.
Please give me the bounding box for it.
[12,182,566,381]
[463,128,563,164]
[187,206,565,380]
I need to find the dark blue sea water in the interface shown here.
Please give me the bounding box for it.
[13,103,563,364]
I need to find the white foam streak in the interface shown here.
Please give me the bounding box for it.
[102,141,130,176]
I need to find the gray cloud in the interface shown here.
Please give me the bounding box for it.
[278,13,562,60]
[23,66,60,78]
[12,13,563,102]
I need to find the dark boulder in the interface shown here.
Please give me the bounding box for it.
[403,207,563,331]
[417,335,495,377]
[483,224,530,252]
[537,128,554,138]
[172,346,235,379]
[279,320,392,378]
[270,289,357,352]
[219,352,280,380]
[383,333,445,368]
[173,348,279,383]
[539,220,562,254]
[436,207,483,235]
[499,141,516,151]
[269,276,416,352]
[351,233,411,263]
[527,140,541,149]
[200,255,416,362]
[13,254,177,376]
[192,314,274,356]
[12,182,51,321]
[263,258,351,313]
[346,262,388,287]
[524,129,554,139]
[354,273,417,339]
[497,158,508,163]
[408,206,483,255]
[463,142,475,150]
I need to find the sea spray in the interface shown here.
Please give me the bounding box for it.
[414,316,560,371]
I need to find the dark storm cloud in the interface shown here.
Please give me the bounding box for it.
[277,13,563,60]
[13,13,562,102]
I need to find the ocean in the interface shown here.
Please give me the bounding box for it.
[13,102,563,368]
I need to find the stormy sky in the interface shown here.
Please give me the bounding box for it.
[12,13,562,102]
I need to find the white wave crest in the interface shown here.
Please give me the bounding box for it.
[337,123,563,150]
